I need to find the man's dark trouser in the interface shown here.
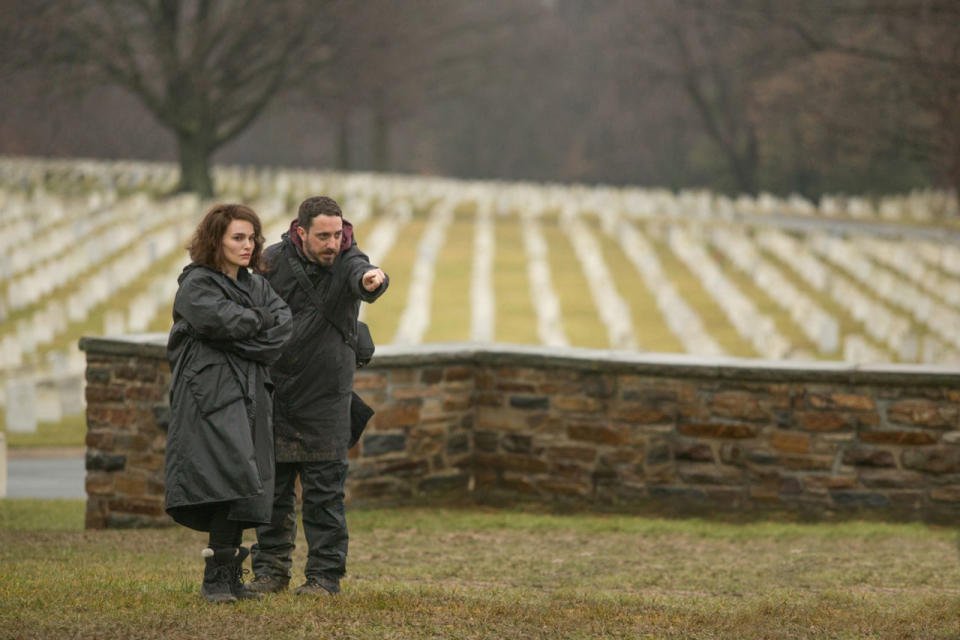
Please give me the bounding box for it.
[251,460,349,585]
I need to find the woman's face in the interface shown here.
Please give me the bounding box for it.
[220,218,256,273]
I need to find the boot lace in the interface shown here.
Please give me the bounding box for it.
[232,565,250,587]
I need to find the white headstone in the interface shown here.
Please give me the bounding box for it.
[32,312,55,346]
[104,310,126,336]
[67,292,92,323]
[36,380,63,423]
[0,335,22,370]
[16,320,36,355]
[5,379,37,433]
[48,300,68,334]
[46,350,69,376]
[57,375,86,416]
[66,349,87,376]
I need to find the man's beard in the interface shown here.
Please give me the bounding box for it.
[307,245,337,265]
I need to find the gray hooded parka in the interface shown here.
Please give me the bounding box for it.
[165,264,292,531]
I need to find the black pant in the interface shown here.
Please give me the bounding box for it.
[250,461,349,584]
[207,502,244,549]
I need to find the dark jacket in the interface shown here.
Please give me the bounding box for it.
[165,264,292,531]
[263,219,388,460]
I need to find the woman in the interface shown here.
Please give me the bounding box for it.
[165,203,292,604]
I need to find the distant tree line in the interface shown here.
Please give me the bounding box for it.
[0,0,956,199]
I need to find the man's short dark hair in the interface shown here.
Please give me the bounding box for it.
[298,196,342,231]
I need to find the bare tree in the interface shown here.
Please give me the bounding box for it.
[598,0,809,195]
[757,0,960,192]
[2,0,948,197]
[307,0,536,173]
[29,0,331,196]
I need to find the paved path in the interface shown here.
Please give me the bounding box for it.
[732,211,960,242]
[5,449,86,499]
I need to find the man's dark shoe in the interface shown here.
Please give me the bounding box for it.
[200,548,238,604]
[246,573,291,594]
[293,577,340,596]
[229,547,264,601]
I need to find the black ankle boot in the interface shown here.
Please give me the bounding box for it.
[229,547,264,601]
[201,548,239,604]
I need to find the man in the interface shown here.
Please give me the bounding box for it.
[248,196,388,596]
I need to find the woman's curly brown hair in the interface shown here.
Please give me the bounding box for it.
[187,203,266,273]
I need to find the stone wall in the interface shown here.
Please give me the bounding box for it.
[79,337,960,528]
[81,335,172,529]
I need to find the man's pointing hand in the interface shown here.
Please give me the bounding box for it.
[362,268,386,292]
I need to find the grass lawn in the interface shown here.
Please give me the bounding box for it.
[426,214,474,343]
[1,499,958,639]
[1,414,86,448]
[362,216,429,345]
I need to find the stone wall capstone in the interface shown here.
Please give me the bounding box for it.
[78,337,960,528]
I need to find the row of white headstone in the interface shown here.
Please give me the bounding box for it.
[0,190,124,281]
[470,202,496,343]
[2,157,960,370]
[0,163,216,430]
[914,240,960,279]
[0,157,178,200]
[0,189,298,366]
[2,371,86,434]
[708,227,839,355]
[5,154,959,225]
[859,237,960,306]
[668,226,793,360]
[0,158,218,433]
[858,239,960,362]
[1,217,191,365]
[521,213,568,347]
[755,230,915,361]
[612,220,726,356]
[0,197,297,431]
[561,205,637,350]
[274,179,960,362]
[809,234,960,360]
[2,193,202,318]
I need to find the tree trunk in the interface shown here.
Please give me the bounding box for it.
[945,112,960,195]
[335,112,351,171]
[175,134,215,198]
[789,126,817,198]
[370,99,390,173]
[726,126,759,195]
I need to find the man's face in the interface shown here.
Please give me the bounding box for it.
[298,214,343,266]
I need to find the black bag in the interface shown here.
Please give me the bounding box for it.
[356,320,375,368]
[349,391,375,448]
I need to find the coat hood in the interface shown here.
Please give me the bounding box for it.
[177,262,251,284]
[177,262,204,284]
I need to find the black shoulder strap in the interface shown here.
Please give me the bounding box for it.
[285,250,326,307]
[285,249,357,352]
